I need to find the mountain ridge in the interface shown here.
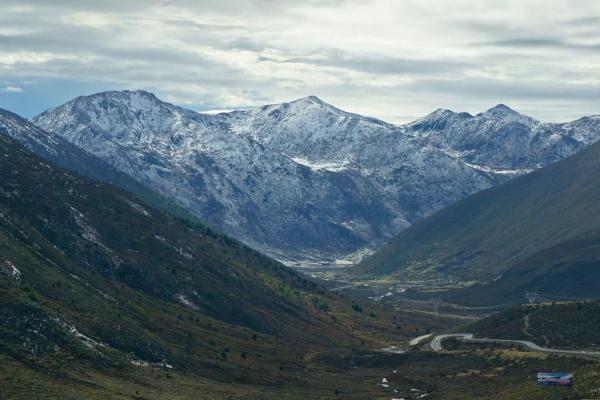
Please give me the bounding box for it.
[0,107,213,228]
[31,91,600,265]
[356,138,600,305]
[32,92,404,264]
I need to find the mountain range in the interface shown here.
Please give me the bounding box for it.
[3,91,600,398]
[357,136,600,305]
[29,91,600,266]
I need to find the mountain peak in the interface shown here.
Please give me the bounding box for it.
[478,104,538,126]
[282,95,356,118]
[431,108,457,117]
[291,95,330,108]
[407,108,463,130]
[485,103,518,115]
[306,95,323,102]
[75,89,160,103]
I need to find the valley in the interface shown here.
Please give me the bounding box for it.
[3,92,600,398]
[2,120,600,398]
[31,91,600,267]
[4,1,600,398]
[0,132,449,399]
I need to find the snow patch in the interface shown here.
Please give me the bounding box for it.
[290,156,350,172]
[334,247,375,266]
[126,199,150,217]
[54,318,105,349]
[130,359,150,368]
[130,359,174,369]
[464,162,534,176]
[380,345,406,354]
[434,146,534,176]
[70,206,102,245]
[176,293,199,310]
[1,260,21,282]
[174,247,194,260]
[154,235,167,243]
[69,205,122,266]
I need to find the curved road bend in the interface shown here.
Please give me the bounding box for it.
[428,333,600,357]
[429,334,473,351]
[409,333,434,346]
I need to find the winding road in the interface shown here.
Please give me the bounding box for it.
[425,333,600,357]
[409,333,433,346]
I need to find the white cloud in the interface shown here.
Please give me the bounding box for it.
[1,85,23,93]
[199,109,236,115]
[0,0,599,122]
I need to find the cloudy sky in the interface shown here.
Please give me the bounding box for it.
[1,0,599,123]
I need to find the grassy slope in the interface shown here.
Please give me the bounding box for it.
[355,140,600,301]
[3,130,600,399]
[467,301,600,350]
[445,232,600,305]
[0,133,451,399]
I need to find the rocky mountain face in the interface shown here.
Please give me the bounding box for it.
[356,139,600,306]
[0,107,197,221]
[32,91,600,265]
[0,107,129,180]
[32,92,402,263]
[408,104,600,171]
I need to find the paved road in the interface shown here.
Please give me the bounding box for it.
[409,333,433,346]
[428,333,600,357]
[429,334,473,351]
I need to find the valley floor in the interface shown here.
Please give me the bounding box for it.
[4,343,600,400]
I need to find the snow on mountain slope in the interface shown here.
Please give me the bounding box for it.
[407,104,599,169]
[32,92,600,265]
[0,107,203,226]
[222,96,500,219]
[223,95,399,161]
[1,108,65,157]
[0,108,150,192]
[33,91,405,263]
[221,97,600,222]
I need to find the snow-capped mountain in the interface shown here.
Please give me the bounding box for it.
[32,91,404,263]
[0,108,152,196]
[31,91,600,265]
[220,97,600,219]
[0,107,196,226]
[1,107,78,160]
[221,96,498,221]
[408,104,599,170]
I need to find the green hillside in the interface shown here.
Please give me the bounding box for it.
[355,140,600,303]
[4,127,600,399]
[0,133,439,399]
[445,232,600,305]
[468,301,600,350]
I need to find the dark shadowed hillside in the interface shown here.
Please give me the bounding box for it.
[0,134,437,399]
[356,140,600,305]
[468,301,600,350]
